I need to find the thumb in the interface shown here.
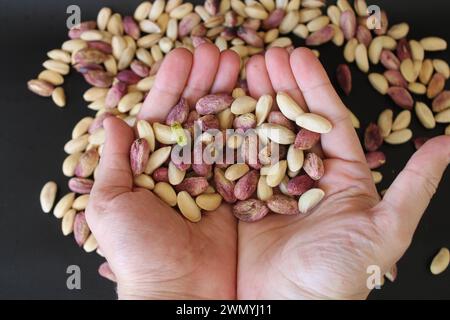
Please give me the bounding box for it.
[89,116,134,205]
[375,135,450,257]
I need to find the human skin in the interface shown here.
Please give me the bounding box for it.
[86,44,450,300]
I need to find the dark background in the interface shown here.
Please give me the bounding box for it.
[0,0,449,300]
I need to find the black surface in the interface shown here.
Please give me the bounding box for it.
[0,0,449,300]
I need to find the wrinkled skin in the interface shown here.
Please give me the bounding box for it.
[87,44,450,300]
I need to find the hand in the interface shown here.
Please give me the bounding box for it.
[237,47,450,300]
[86,44,241,299]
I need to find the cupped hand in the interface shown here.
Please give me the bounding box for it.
[86,44,241,299]
[237,47,450,300]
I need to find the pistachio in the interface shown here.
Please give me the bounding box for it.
[257,176,273,201]
[287,174,315,196]
[267,111,296,132]
[420,37,447,52]
[409,40,424,61]
[432,91,450,112]
[419,59,434,85]
[117,70,142,85]
[384,129,413,145]
[267,194,300,215]
[413,137,429,150]
[365,151,386,170]
[54,193,75,219]
[266,160,287,187]
[257,123,296,145]
[214,167,237,203]
[384,70,408,88]
[396,38,411,61]
[145,146,172,175]
[380,50,400,70]
[225,164,250,181]
[294,128,321,150]
[75,149,100,178]
[287,144,304,173]
[40,181,58,213]
[392,110,411,131]
[378,109,393,138]
[387,23,409,40]
[27,79,54,97]
[306,16,329,33]
[340,9,356,40]
[231,95,257,115]
[415,102,436,129]
[61,209,77,236]
[400,58,418,83]
[355,43,369,73]
[435,109,450,124]
[255,95,273,126]
[344,38,358,63]
[38,70,64,86]
[130,138,150,176]
[233,199,269,222]
[179,12,201,37]
[166,98,190,126]
[69,21,97,39]
[430,248,449,275]
[196,94,234,115]
[84,70,114,88]
[433,59,450,79]
[74,212,90,246]
[175,177,209,197]
[104,82,127,109]
[152,168,169,183]
[234,170,259,201]
[43,59,70,75]
[237,26,264,47]
[427,73,445,99]
[68,178,94,194]
[368,73,388,95]
[196,193,222,211]
[177,191,202,223]
[298,188,325,214]
[276,92,305,120]
[154,182,178,207]
[364,123,383,152]
[134,174,155,190]
[47,49,72,64]
[387,87,414,110]
[305,25,335,46]
[295,113,333,134]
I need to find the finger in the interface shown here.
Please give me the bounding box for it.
[91,117,134,201]
[290,47,366,163]
[376,136,450,250]
[246,54,274,99]
[138,48,193,122]
[182,43,221,106]
[265,47,307,109]
[210,50,241,94]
